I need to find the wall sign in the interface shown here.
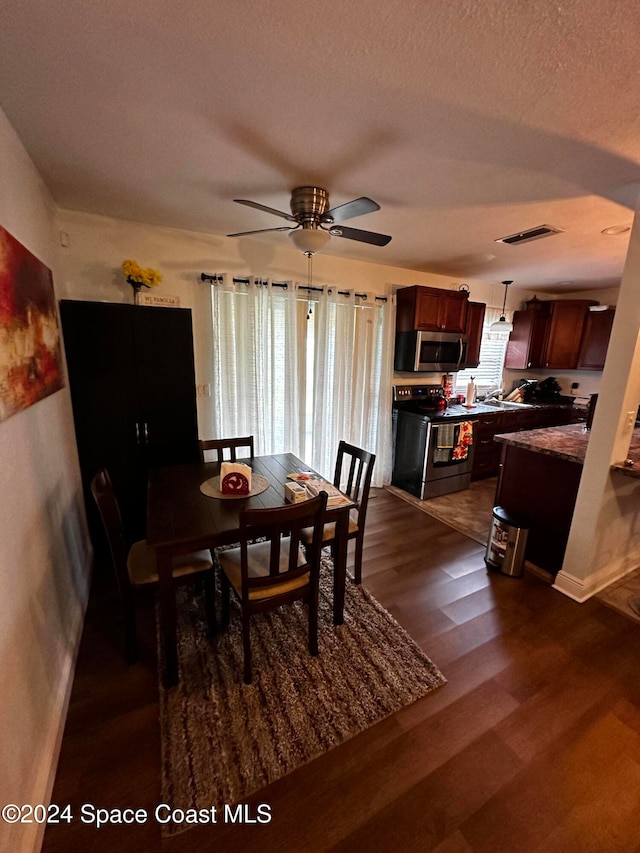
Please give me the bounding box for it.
[0,224,64,423]
[138,291,181,308]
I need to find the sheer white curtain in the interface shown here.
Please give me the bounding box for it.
[211,279,306,455]
[209,278,394,486]
[311,291,393,486]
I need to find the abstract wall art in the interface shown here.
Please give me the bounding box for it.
[0,224,64,423]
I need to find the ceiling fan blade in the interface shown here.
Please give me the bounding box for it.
[323,196,380,223]
[330,225,392,246]
[233,199,297,222]
[227,226,293,237]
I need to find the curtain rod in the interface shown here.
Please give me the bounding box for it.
[200,273,386,301]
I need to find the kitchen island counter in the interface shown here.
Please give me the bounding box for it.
[492,423,640,575]
[494,422,640,477]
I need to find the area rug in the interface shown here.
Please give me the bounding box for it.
[158,555,446,836]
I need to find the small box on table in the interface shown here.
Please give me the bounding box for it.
[284,482,307,503]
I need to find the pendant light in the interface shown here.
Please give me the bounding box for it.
[490,280,514,332]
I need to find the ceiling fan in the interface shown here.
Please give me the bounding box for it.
[227,186,392,254]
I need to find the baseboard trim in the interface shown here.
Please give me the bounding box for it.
[554,558,640,603]
[22,562,92,853]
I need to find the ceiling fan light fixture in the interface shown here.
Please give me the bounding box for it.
[289,228,331,254]
[490,280,514,332]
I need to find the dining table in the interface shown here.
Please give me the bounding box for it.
[146,452,354,687]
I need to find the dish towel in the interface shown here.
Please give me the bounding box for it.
[433,422,456,463]
[452,421,474,460]
[436,423,455,449]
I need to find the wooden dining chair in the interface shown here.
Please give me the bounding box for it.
[217,491,328,684]
[199,436,254,463]
[90,468,216,664]
[301,441,376,585]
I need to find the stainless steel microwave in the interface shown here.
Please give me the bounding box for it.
[394,330,468,372]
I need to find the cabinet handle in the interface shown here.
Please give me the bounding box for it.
[143,422,149,443]
[135,422,141,445]
[527,362,532,368]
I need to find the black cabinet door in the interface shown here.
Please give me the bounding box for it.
[60,300,199,546]
[132,306,199,468]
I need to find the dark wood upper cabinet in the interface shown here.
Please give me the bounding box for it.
[544,300,597,369]
[463,301,486,368]
[505,297,599,370]
[396,285,469,333]
[60,300,199,547]
[504,298,551,369]
[577,308,615,370]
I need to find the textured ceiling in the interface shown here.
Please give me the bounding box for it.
[2,0,640,291]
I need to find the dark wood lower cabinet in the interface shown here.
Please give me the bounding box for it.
[60,300,200,550]
[471,406,574,480]
[494,444,582,574]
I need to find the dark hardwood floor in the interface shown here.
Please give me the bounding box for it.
[42,488,640,852]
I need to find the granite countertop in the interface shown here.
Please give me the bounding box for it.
[494,423,640,478]
[442,401,574,418]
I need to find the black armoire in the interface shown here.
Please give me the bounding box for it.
[60,300,200,549]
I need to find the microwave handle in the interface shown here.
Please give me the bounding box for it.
[457,337,464,367]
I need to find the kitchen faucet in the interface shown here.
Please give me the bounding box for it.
[484,387,504,401]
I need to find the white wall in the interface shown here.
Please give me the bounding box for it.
[56,208,509,439]
[0,110,92,853]
[58,209,551,407]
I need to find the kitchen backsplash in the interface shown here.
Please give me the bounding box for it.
[502,367,602,399]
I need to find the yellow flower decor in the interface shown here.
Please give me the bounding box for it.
[122,259,162,289]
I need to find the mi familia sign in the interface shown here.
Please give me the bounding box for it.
[138,291,181,308]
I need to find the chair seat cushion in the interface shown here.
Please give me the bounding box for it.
[218,537,308,600]
[300,508,359,545]
[127,540,213,586]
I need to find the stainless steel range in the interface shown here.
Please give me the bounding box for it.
[391,384,479,500]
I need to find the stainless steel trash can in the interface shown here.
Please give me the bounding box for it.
[485,506,529,577]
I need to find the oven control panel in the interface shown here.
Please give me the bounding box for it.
[393,384,443,402]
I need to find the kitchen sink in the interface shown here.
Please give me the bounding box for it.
[482,399,534,410]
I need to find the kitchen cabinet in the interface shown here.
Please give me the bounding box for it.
[504,298,551,369]
[60,300,200,547]
[544,300,597,369]
[463,301,486,368]
[472,411,507,480]
[471,406,574,480]
[504,297,597,370]
[577,308,615,370]
[396,285,469,333]
[494,441,582,575]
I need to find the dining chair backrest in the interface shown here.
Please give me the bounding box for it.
[333,441,375,585]
[334,440,375,519]
[199,436,255,464]
[90,468,132,599]
[237,492,328,599]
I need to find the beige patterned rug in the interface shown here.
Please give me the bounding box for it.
[386,478,497,546]
[158,555,446,836]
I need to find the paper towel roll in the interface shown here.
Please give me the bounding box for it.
[466,380,476,405]
[220,462,252,495]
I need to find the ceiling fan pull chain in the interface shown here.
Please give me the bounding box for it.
[306,251,313,319]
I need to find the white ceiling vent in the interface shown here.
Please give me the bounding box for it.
[495,225,562,246]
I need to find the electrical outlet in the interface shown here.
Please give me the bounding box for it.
[626,411,635,431]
